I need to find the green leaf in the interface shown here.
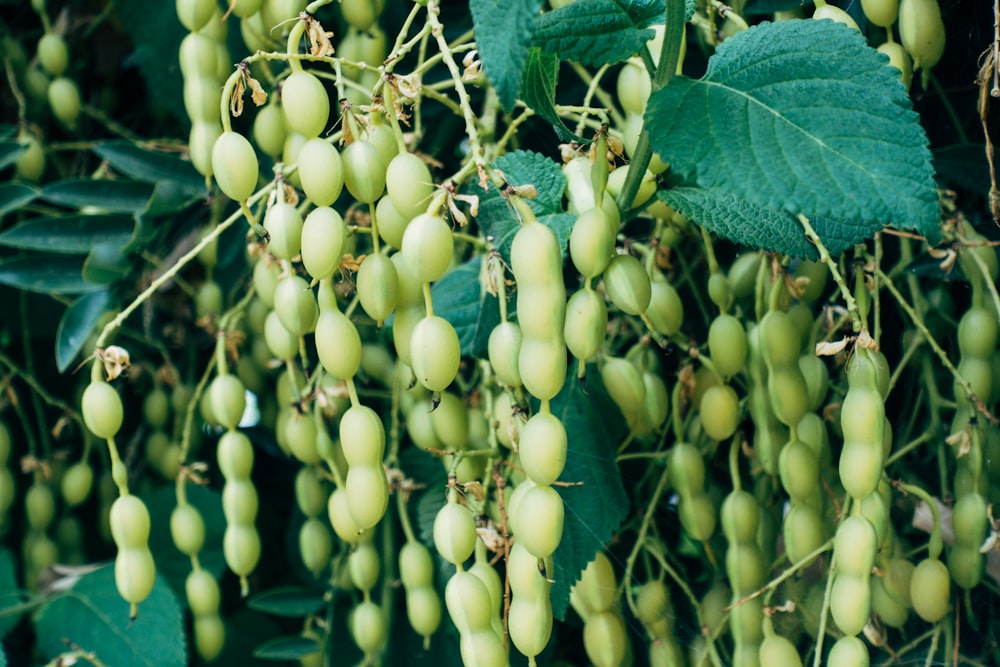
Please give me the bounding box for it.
[548,373,629,621]
[113,0,186,124]
[0,126,15,141]
[92,141,207,197]
[34,566,186,667]
[143,485,226,598]
[247,587,325,618]
[56,290,113,373]
[41,179,155,214]
[430,256,500,359]
[0,182,41,219]
[658,187,842,258]
[0,214,135,253]
[0,549,25,638]
[521,48,586,143]
[0,141,27,171]
[252,635,322,660]
[534,0,655,66]
[474,150,570,263]
[932,143,990,195]
[618,0,669,26]
[644,19,941,253]
[0,256,103,295]
[471,0,545,112]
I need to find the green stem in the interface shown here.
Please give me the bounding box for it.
[796,214,861,331]
[95,183,275,348]
[614,0,686,216]
[898,481,943,559]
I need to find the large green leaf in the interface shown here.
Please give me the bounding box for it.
[143,484,227,599]
[521,48,585,143]
[0,256,103,295]
[56,290,113,373]
[0,141,27,171]
[533,0,656,66]
[474,150,570,264]
[0,549,24,638]
[247,587,325,618]
[471,0,545,112]
[113,0,187,124]
[0,183,41,219]
[644,19,941,253]
[41,179,155,214]
[0,214,135,254]
[34,566,186,667]
[92,141,206,197]
[549,373,629,620]
[656,186,875,258]
[430,256,499,359]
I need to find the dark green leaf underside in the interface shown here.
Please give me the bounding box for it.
[0,256,103,295]
[549,374,629,620]
[144,485,227,598]
[431,256,500,359]
[0,183,41,219]
[253,636,322,660]
[247,587,325,618]
[41,179,155,214]
[522,48,586,143]
[645,19,941,254]
[56,290,113,373]
[471,0,544,112]
[0,142,27,171]
[0,215,135,254]
[34,567,185,667]
[92,141,206,196]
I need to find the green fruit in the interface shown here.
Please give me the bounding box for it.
[699,384,740,441]
[514,484,564,559]
[263,202,304,260]
[176,0,217,31]
[564,289,608,363]
[60,461,94,507]
[519,412,568,486]
[603,254,652,315]
[110,495,152,549]
[433,501,477,565]
[385,152,434,218]
[569,207,614,278]
[274,275,318,337]
[342,140,387,202]
[207,373,247,430]
[25,482,55,530]
[488,321,523,387]
[281,71,330,138]
[252,102,287,158]
[212,131,259,202]
[82,381,124,440]
[301,206,347,281]
[410,316,461,392]
[356,253,398,324]
[909,558,950,622]
[186,568,221,616]
[46,75,82,127]
[298,138,344,206]
[171,503,206,556]
[345,464,389,529]
[115,547,156,605]
[401,213,454,283]
[37,33,69,77]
